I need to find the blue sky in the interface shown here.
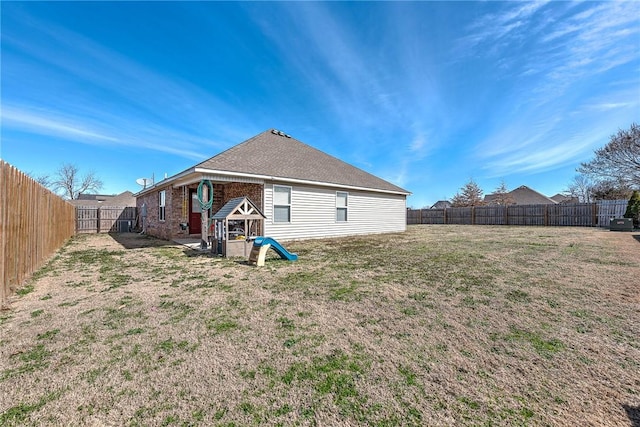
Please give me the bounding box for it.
[1,1,639,207]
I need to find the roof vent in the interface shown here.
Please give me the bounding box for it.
[271,129,291,138]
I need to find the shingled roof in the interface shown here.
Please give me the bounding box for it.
[69,191,136,207]
[189,129,409,194]
[484,185,557,205]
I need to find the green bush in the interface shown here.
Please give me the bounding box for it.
[624,190,640,228]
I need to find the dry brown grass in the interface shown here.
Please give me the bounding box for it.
[1,225,639,426]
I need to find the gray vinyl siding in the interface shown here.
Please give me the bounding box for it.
[264,182,406,241]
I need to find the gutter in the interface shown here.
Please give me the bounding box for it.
[135,167,411,197]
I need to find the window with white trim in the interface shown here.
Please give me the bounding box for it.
[336,191,348,222]
[159,190,166,221]
[273,185,291,223]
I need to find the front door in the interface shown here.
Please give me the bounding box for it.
[189,189,201,235]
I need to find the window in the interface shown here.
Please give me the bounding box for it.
[191,192,201,213]
[336,191,348,222]
[273,185,291,223]
[159,190,166,221]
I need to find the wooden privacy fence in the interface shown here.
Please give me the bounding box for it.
[1,160,75,306]
[407,200,629,227]
[76,206,137,233]
[596,200,630,227]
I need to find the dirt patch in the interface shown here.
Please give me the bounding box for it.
[1,226,639,426]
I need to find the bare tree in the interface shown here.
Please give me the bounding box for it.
[487,179,514,206]
[591,179,633,200]
[578,123,640,188]
[51,163,103,200]
[34,174,52,188]
[451,179,484,207]
[565,174,594,203]
[25,171,52,188]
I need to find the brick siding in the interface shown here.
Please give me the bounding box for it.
[137,182,263,241]
[223,182,263,211]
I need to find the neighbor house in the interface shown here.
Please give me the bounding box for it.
[484,185,557,206]
[550,194,579,204]
[71,191,138,233]
[68,191,136,207]
[430,200,452,209]
[136,129,410,242]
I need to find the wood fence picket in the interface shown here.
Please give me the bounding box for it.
[75,206,137,233]
[1,161,75,306]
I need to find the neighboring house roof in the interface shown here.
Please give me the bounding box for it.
[483,194,500,204]
[509,186,557,204]
[485,185,557,205]
[70,191,136,206]
[550,194,579,204]
[430,200,452,209]
[138,129,410,196]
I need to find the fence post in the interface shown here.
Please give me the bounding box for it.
[419,208,422,224]
[592,203,597,227]
[443,208,447,225]
[544,205,548,226]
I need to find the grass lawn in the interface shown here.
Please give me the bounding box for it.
[1,225,639,426]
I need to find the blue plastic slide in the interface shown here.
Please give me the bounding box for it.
[252,237,298,261]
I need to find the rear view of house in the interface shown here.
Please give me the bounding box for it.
[136,129,410,243]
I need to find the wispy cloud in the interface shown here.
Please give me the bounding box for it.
[2,107,119,143]
[532,3,638,94]
[476,91,638,177]
[1,9,253,158]
[587,102,633,112]
[457,1,551,55]
[251,3,403,131]
[481,125,614,177]
[247,2,445,187]
[460,1,639,90]
[2,105,209,160]
[461,1,640,177]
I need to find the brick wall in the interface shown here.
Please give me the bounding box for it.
[211,183,225,214]
[136,184,183,241]
[223,183,263,210]
[137,182,264,241]
[222,183,264,236]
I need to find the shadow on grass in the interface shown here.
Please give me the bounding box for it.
[623,404,640,427]
[107,232,175,249]
[633,235,640,245]
[182,248,224,258]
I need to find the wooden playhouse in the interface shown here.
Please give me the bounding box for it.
[211,197,265,257]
